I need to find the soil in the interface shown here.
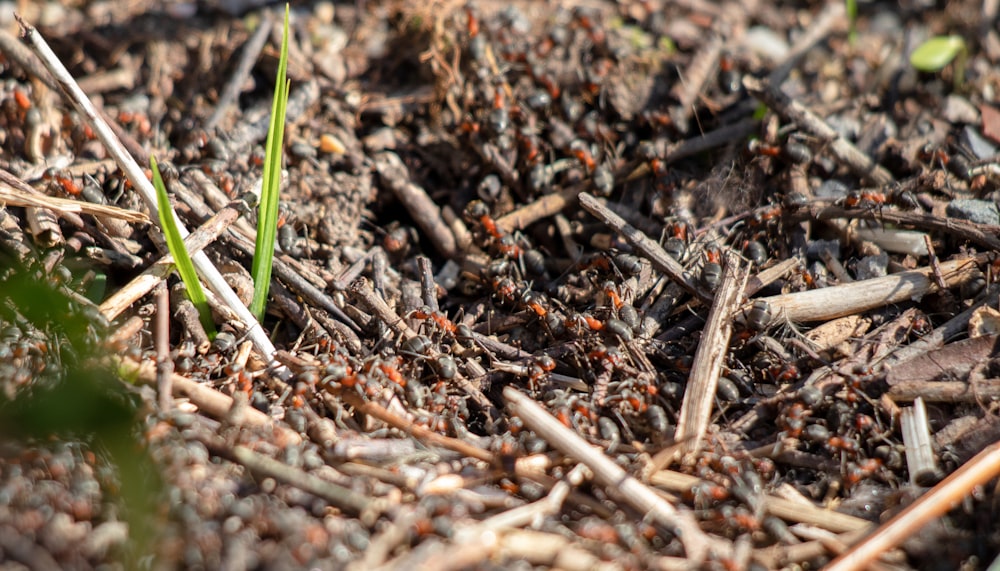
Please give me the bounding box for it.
[1,0,1000,569]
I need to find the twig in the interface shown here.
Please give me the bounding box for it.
[648,470,869,533]
[496,530,620,571]
[154,285,173,412]
[888,380,1000,402]
[171,294,211,354]
[222,78,320,161]
[793,204,1000,252]
[503,386,722,562]
[0,26,150,166]
[99,204,240,321]
[223,233,362,334]
[742,76,893,186]
[752,256,982,323]
[0,168,146,222]
[336,389,494,464]
[825,441,1000,571]
[16,16,289,379]
[901,397,942,485]
[374,151,458,259]
[498,117,757,234]
[923,235,948,290]
[820,249,854,283]
[674,250,747,452]
[417,256,440,312]
[201,438,374,516]
[203,10,274,132]
[578,193,710,303]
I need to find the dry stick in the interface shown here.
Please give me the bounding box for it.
[503,387,722,562]
[99,204,239,320]
[17,18,290,380]
[154,285,173,412]
[802,204,1000,252]
[415,466,593,571]
[888,380,1000,402]
[117,357,301,445]
[670,34,723,134]
[0,168,146,223]
[416,256,439,312]
[578,193,710,303]
[203,10,274,132]
[171,285,212,353]
[674,251,748,453]
[923,234,948,290]
[742,76,893,186]
[106,315,144,349]
[223,78,320,160]
[647,471,869,534]
[374,151,458,259]
[336,389,494,464]
[767,2,846,86]
[198,436,373,516]
[753,256,981,323]
[901,397,941,485]
[826,442,1000,571]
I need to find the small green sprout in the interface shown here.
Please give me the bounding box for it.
[845,0,857,45]
[250,4,290,323]
[910,35,967,91]
[151,155,216,337]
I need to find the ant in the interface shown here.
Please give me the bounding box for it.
[42,168,82,196]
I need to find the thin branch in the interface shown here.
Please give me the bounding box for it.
[674,250,747,452]
[753,256,982,323]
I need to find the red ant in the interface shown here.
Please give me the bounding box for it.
[748,139,782,157]
[843,458,882,488]
[841,190,887,209]
[601,281,624,309]
[409,307,458,335]
[570,139,596,172]
[566,312,604,332]
[464,5,479,38]
[777,401,808,438]
[43,168,82,196]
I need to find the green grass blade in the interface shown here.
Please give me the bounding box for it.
[151,155,216,337]
[250,4,290,322]
[910,35,965,72]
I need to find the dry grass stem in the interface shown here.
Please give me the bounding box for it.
[674,250,747,452]
[754,256,981,323]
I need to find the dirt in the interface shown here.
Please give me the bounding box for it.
[1,0,1000,569]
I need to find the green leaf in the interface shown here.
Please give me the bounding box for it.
[910,35,966,72]
[151,155,216,337]
[250,4,291,323]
